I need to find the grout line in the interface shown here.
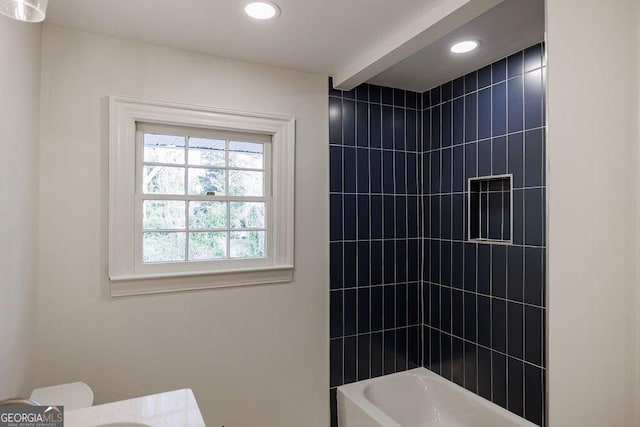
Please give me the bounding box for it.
[422,325,545,370]
[340,97,347,387]
[487,61,500,402]
[461,72,470,388]
[329,186,546,196]
[472,71,481,394]
[329,126,547,153]
[328,65,546,114]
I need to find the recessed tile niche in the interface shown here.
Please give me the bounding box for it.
[469,175,512,243]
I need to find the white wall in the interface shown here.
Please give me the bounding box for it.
[546,0,639,425]
[36,24,329,426]
[635,2,640,421]
[636,1,640,418]
[0,17,41,399]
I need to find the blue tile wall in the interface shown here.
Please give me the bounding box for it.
[329,78,423,427]
[422,42,546,426]
[329,42,546,427]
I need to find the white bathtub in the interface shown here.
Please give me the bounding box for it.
[337,367,537,427]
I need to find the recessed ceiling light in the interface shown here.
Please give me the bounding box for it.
[450,40,481,54]
[244,1,280,20]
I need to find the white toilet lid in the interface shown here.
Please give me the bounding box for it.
[30,381,94,410]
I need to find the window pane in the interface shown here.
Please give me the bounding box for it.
[229,170,263,196]
[143,232,186,263]
[143,166,185,194]
[188,138,225,166]
[144,133,186,164]
[230,231,265,258]
[189,201,227,229]
[229,141,264,169]
[189,232,227,260]
[188,168,226,195]
[230,202,265,229]
[143,200,185,230]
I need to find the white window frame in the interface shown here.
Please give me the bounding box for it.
[109,96,295,297]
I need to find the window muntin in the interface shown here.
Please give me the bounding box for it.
[136,123,271,266]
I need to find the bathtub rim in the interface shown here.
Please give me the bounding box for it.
[337,374,402,427]
[336,367,537,427]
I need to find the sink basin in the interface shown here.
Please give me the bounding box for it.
[65,389,204,427]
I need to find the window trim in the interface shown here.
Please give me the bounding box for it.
[109,96,295,297]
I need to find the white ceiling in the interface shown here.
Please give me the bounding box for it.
[46,0,445,75]
[46,0,544,93]
[368,0,545,92]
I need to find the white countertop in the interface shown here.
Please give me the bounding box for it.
[64,388,205,427]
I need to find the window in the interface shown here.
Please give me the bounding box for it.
[138,124,270,265]
[109,97,295,296]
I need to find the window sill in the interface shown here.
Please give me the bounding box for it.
[109,265,294,297]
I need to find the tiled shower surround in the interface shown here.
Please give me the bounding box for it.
[328,78,423,425]
[422,42,546,426]
[329,43,546,426]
